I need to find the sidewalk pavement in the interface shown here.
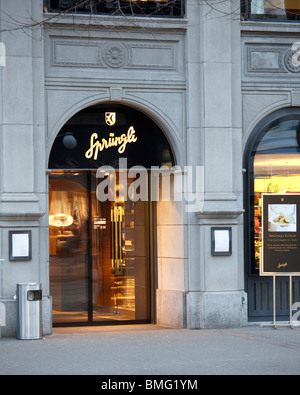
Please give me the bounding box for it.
[0,324,300,376]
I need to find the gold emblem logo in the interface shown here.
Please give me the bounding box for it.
[105,112,116,126]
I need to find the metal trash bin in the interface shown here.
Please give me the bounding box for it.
[17,283,42,340]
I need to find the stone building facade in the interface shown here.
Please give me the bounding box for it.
[0,0,299,336]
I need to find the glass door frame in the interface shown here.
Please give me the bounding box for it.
[49,169,156,327]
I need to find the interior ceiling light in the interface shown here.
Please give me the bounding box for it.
[49,213,73,227]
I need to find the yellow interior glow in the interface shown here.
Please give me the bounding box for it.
[49,213,74,227]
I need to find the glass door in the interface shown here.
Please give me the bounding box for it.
[49,171,89,324]
[49,171,151,325]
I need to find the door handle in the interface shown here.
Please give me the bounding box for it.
[111,205,124,274]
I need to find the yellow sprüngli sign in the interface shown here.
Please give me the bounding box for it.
[85,126,137,160]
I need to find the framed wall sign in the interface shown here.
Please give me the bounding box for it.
[9,230,32,261]
[261,194,300,276]
[211,227,232,256]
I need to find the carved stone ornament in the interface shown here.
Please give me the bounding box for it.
[284,49,300,73]
[101,42,129,69]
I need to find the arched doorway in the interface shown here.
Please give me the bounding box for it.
[244,108,300,322]
[48,103,175,326]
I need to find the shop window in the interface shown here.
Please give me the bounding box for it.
[245,109,300,274]
[43,0,185,18]
[242,0,300,20]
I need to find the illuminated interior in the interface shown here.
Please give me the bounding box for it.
[49,171,150,324]
[251,117,300,272]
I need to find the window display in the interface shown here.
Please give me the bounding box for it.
[250,114,300,273]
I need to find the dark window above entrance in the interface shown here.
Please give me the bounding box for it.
[43,0,185,18]
[48,103,175,170]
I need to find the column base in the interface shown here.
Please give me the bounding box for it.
[186,291,248,329]
[156,289,186,328]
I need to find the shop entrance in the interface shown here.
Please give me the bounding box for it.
[49,171,151,325]
[48,103,175,326]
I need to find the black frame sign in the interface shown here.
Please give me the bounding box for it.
[261,194,300,276]
[211,227,232,256]
[9,230,32,261]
